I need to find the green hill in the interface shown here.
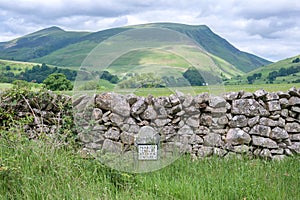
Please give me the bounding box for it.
[0,23,271,72]
[0,26,89,62]
[227,55,300,84]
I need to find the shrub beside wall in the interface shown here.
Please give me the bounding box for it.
[0,88,74,146]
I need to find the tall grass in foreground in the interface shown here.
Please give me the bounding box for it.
[1,137,299,200]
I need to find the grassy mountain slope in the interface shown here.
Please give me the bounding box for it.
[249,54,300,75]
[0,23,271,72]
[107,47,243,79]
[228,54,300,84]
[137,23,271,72]
[32,28,129,67]
[0,26,89,61]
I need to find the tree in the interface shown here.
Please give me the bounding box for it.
[292,57,300,63]
[279,68,287,76]
[43,73,73,91]
[5,66,11,71]
[99,71,119,84]
[255,73,262,79]
[110,75,119,84]
[247,73,262,84]
[267,71,278,81]
[183,67,205,86]
[18,63,77,83]
[247,76,255,84]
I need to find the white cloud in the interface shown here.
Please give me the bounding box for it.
[0,0,299,61]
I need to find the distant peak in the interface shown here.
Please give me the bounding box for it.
[20,26,66,39]
[30,26,64,35]
[43,26,64,32]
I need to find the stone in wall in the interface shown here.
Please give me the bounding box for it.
[249,125,271,137]
[232,99,269,116]
[233,145,250,154]
[254,89,267,99]
[289,96,300,106]
[225,128,251,145]
[290,134,300,141]
[203,133,224,147]
[289,142,300,154]
[197,146,214,157]
[285,122,300,133]
[102,139,123,154]
[252,136,278,149]
[270,127,289,140]
[267,101,281,112]
[229,115,248,128]
[248,116,260,127]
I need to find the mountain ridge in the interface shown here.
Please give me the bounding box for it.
[0,23,271,72]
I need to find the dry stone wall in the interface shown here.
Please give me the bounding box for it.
[1,88,300,160]
[74,87,300,160]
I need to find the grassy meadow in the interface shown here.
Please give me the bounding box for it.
[0,83,13,90]
[95,83,300,97]
[0,59,37,74]
[2,82,300,97]
[0,135,299,200]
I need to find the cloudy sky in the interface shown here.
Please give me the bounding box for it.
[0,0,299,61]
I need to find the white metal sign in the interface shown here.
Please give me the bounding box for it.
[138,145,158,160]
